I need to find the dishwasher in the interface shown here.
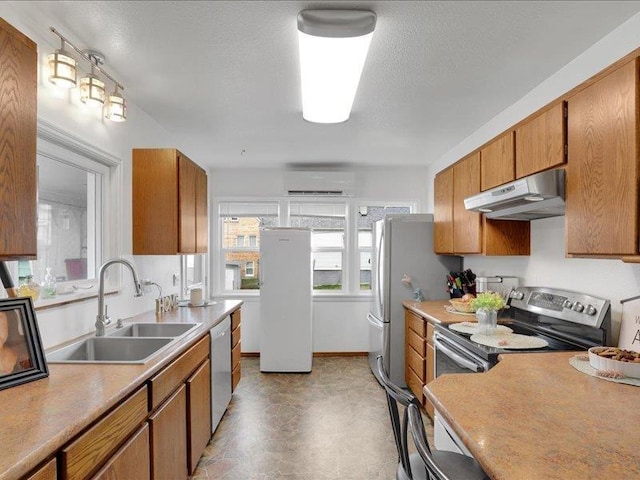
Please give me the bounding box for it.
[210,316,232,433]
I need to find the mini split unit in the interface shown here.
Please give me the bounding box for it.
[284,171,356,197]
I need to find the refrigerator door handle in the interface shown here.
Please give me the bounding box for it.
[367,312,384,328]
[376,226,384,318]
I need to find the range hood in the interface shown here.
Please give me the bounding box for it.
[464,169,565,221]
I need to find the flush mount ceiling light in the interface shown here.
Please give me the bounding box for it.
[48,27,127,122]
[297,9,376,123]
[47,38,77,88]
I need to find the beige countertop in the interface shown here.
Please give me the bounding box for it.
[403,300,476,324]
[0,299,242,480]
[425,351,640,480]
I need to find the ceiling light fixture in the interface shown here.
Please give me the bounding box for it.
[47,38,77,88]
[48,27,127,122]
[297,9,376,124]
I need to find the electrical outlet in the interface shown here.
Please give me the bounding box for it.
[172,273,180,286]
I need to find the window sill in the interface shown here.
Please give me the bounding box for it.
[33,285,118,311]
[213,292,372,302]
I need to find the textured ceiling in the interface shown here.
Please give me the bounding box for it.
[10,1,640,168]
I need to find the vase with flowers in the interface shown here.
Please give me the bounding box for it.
[470,291,507,334]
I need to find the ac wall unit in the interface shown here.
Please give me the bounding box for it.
[284,171,355,197]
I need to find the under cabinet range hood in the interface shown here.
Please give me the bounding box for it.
[464,169,565,221]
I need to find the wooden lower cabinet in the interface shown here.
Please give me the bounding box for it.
[231,310,241,391]
[150,385,188,480]
[187,360,212,474]
[404,309,436,419]
[24,459,56,480]
[91,425,150,480]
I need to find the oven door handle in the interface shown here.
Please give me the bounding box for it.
[432,333,487,373]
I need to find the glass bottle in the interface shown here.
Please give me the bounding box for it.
[18,275,40,301]
[41,267,57,299]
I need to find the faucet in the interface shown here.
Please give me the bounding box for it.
[96,258,143,336]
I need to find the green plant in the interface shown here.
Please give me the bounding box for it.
[470,291,506,311]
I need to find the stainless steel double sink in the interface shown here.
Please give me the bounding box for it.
[47,323,201,364]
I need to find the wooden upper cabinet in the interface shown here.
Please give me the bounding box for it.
[0,19,37,259]
[453,153,482,254]
[515,102,566,178]
[480,132,515,191]
[566,58,638,256]
[433,168,454,254]
[133,149,208,254]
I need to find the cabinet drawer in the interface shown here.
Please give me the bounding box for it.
[231,324,240,349]
[61,387,148,480]
[149,335,210,411]
[232,363,241,392]
[406,346,425,379]
[406,311,426,337]
[407,328,426,357]
[231,341,241,369]
[405,365,424,405]
[91,424,150,480]
[231,310,241,331]
[25,458,56,480]
[426,323,434,346]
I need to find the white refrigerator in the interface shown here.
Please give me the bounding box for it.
[259,228,313,372]
[368,214,461,386]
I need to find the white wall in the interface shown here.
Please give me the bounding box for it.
[210,166,429,352]
[427,12,640,342]
[1,4,187,348]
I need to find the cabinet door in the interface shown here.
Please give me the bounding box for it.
[0,19,37,259]
[91,424,150,480]
[187,360,211,475]
[566,59,638,255]
[515,102,566,178]
[149,385,188,480]
[195,167,208,253]
[178,155,197,253]
[480,132,515,191]
[453,153,482,254]
[25,458,56,480]
[433,168,454,254]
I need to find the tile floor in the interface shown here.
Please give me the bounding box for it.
[191,356,434,480]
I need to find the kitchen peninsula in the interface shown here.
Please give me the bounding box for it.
[0,300,241,480]
[425,352,640,480]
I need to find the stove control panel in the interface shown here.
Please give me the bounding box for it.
[509,287,610,328]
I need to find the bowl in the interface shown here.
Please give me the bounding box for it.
[588,346,640,379]
[448,299,475,313]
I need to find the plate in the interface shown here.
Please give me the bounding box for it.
[470,333,548,349]
[450,322,513,335]
[444,306,476,316]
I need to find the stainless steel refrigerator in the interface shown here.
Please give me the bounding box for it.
[368,214,461,386]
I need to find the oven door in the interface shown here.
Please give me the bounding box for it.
[432,332,490,376]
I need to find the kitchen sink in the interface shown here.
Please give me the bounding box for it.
[106,322,200,338]
[47,337,175,364]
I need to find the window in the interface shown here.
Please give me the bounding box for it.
[357,205,411,290]
[219,202,278,290]
[181,254,206,297]
[216,200,412,295]
[6,122,118,302]
[245,261,255,277]
[290,202,346,291]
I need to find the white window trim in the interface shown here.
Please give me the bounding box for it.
[22,118,124,307]
[212,197,417,298]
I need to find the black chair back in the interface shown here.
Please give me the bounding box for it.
[407,402,449,480]
[376,355,424,480]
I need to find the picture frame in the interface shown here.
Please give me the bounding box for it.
[0,297,48,391]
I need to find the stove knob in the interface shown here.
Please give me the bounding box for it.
[563,299,573,309]
[510,290,524,300]
[572,302,584,313]
[585,304,597,316]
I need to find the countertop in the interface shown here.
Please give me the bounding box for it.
[425,351,640,480]
[402,300,476,324]
[0,299,242,480]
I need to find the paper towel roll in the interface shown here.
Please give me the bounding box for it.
[190,288,203,305]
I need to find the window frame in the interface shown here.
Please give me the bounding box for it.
[214,198,416,298]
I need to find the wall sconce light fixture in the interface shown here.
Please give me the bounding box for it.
[48,27,126,122]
